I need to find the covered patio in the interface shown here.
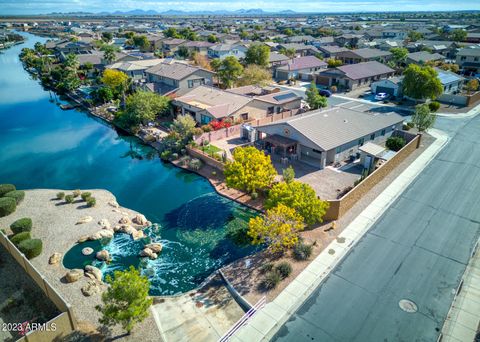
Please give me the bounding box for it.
[259,134,299,166]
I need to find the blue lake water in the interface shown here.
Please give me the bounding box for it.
[0,32,257,295]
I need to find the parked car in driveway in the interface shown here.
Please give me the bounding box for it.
[319,89,332,97]
[375,92,390,101]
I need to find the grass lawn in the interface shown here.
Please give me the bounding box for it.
[200,144,222,156]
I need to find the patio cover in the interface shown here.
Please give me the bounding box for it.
[264,134,297,147]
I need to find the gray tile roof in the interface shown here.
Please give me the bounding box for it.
[347,48,392,59]
[336,61,394,80]
[277,56,327,72]
[145,61,212,81]
[258,106,404,151]
[407,51,445,63]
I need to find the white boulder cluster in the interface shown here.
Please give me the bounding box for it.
[139,242,163,260]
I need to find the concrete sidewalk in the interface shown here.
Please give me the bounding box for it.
[229,128,450,342]
[441,239,480,342]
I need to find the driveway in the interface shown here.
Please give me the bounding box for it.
[271,112,480,341]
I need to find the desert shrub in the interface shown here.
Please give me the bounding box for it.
[10,232,31,246]
[86,197,96,207]
[0,184,16,197]
[402,123,411,131]
[73,189,81,198]
[386,136,406,152]
[261,270,282,290]
[64,194,74,203]
[0,197,16,217]
[428,101,440,112]
[259,262,274,274]
[18,238,43,259]
[293,242,313,261]
[171,153,179,160]
[407,122,415,128]
[276,261,292,279]
[10,217,32,234]
[81,192,92,201]
[330,85,337,93]
[160,150,171,161]
[250,191,258,200]
[188,158,202,171]
[4,190,25,204]
[56,192,65,200]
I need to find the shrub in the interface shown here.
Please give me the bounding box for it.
[276,262,292,279]
[4,190,25,204]
[171,153,179,160]
[18,238,43,259]
[262,270,282,290]
[10,232,31,246]
[407,122,415,128]
[386,136,406,152]
[293,242,313,261]
[73,189,81,198]
[0,197,16,217]
[64,195,74,203]
[330,85,337,93]
[226,218,252,246]
[86,197,96,207]
[56,192,65,200]
[428,101,440,112]
[259,262,274,274]
[188,158,202,171]
[160,150,171,161]
[0,184,16,197]
[81,192,92,201]
[402,123,411,131]
[250,192,258,200]
[10,217,32,234]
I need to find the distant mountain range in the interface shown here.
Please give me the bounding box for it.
[48,8,297,16]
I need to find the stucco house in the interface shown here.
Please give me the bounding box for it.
[107,58,165,80]
[275,56,327,81]
[371,77,403,98]
[207,43,248,60]
[256,106,404,169]
[456,48,480,73]
[335,48,392,64]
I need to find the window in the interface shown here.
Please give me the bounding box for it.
[381,129,386,136]
[201,115,212,124]
[267,106,275,115]
[188,80,194,88]
[358,138,365,146]
[461,56,466,61]
[335,146,342,154]
[312,149,322,154]
[240,113,248,120]
[370,133,375,140]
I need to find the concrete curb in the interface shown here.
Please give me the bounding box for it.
[229,129,450,342]
[436,102,480,118]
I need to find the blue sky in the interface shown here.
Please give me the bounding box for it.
[1,0,480,15]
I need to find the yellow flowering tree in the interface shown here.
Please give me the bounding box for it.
[224,146,277,194]
[265,180,329,226]
[248,204,305,252]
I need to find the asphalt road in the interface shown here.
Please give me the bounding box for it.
[271,114,480,341]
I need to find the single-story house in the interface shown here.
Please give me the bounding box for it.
[160,38,187,56]
[316,61,395,91]
[317,45,349,59]
[268,52,290,69]
[275,56,327,81]
[406,51,446,65]
[256,106,404,169]
[276,43,320,57]
[145,61,215,96]
[456,48,480,73]
[172,85,301,124]
[335,48,392,64]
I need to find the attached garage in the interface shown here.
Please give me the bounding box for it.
[375,86,395,95]
[371,77,403,98]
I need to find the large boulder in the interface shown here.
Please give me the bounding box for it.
[82,247,94,256]
[132,230,145,241]
[119,216,130,225]
[118,225,136,235]
[89,229,114,240]
[85,265,102,282]
[76,216,93,225]
[145,243,162,254]
[65,269,83,283]
[96,250,110,262]
[98,219,111,230]
[77,235,89,243]
[132,214,149,226]
[139,248,158,260]
[49,252,62,265]
[108,200,119,208]
[81,281,99,297]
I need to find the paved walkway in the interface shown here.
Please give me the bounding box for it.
[229,128,449,341]
[441,239,480,342]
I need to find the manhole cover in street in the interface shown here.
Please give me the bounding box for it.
[399,299,418,313]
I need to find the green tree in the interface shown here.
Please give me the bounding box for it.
[245,44,270,67]
[389,47,408,67]
[327,58,343,68]
[180,28,198,41]
[283,28,294,36]
[282,165,295,183]
[305,81,328,110]
[411,103,436,132]
[237,64,272,87]
[402,64,443,101]
[239,30,249,40]
[177,45,190,59]
[101,32,113,42]
[224,146,277,194]
[101,69,129,103]
[207,34,218,43]
[123,91,170,126]
[164,27,181,39]
[265,180,329,226]
[407,30,424,42]
[279,47,296,58]
[467,79,479,94]
[248,204,305,252]
[96,266,153,335]
[97,86,114,103]
[217,56,244,88]
[170,114,197,141]
[132,35,150,50]
[450,29,467,42]
[101,45,119,65]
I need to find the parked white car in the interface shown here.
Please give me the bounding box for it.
[375,92,390,101]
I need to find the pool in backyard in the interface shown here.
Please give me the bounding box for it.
[0,32,259,296]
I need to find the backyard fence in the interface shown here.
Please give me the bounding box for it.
[324,132,421,221]
[0,232,77,342]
